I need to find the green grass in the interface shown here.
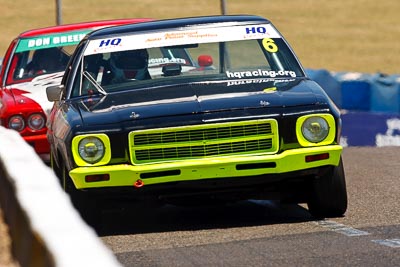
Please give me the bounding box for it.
[1,0,399,74]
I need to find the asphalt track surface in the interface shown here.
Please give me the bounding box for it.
[99,147,400,267]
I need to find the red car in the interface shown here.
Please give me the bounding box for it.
[0,18,150,162]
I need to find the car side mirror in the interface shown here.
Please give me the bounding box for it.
[46,84,64,102]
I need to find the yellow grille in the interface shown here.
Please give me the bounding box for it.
[129,119,279,164]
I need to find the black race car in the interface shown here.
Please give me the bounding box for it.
[46,15,347,224]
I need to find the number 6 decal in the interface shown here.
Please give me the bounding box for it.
[262,38,278,53]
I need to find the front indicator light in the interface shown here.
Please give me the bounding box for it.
[305,153,329,162]
[85,174,110,183]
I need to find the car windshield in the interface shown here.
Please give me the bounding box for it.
[7,30,90,85]
[72,23,305,97]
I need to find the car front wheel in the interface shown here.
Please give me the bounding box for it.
[62,163,101,230]
[307,157,348,218]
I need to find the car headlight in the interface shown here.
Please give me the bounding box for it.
[28,113,46,130]
[296,114,336,146]
[79,137,105,163]
[9,115,25,131]
[72,134,111,166]
[302,117,329,142]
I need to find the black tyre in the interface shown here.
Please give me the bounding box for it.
[62,163,102,230]
[307,157,348,218]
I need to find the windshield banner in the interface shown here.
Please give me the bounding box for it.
[16,30,92,52]
[84,24,281,55]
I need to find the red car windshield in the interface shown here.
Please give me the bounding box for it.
[6,30,90,85]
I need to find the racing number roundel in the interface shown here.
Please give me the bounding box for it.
[262,38,278,53]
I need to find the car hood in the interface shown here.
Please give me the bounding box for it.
[7,72,63,115]
[76,78,328,126]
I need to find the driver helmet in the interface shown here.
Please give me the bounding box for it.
[109,49,149,81]
[27,47,66,75]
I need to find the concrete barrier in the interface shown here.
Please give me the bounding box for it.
[0,127,121,267]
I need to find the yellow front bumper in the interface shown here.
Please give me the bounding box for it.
[69,145,342,189]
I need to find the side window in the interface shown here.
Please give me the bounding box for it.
[10,51,30,80]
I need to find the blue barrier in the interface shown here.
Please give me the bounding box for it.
[332,71,372,111]
[306,69,342,108]
[308,69,400,115]
[306,69,400,146]
[340,80,371,111]
[341,111,400,147]
[369,74,400,113]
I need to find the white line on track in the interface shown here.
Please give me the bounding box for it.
[315,220,400,249]
[372,239,400,248]
[314,220,370,236]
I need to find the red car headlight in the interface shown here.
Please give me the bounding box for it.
[9,115,25,131]
[28,113,46,130]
